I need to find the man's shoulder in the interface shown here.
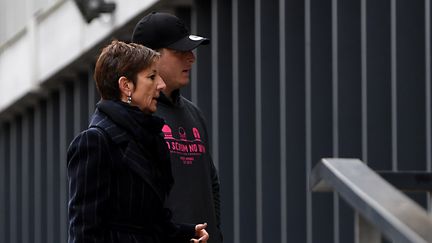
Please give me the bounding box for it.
[156,95,207,127]
[179,96,202,112]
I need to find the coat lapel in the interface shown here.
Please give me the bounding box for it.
[89,109,165,202]
[121,141,165,202]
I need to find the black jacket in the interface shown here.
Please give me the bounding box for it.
[67,101,195,243]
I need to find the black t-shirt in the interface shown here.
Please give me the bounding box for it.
[155,91,223,243]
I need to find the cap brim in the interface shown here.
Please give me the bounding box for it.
[167,35,210,51]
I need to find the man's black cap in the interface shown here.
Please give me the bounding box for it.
[132,12,209,51]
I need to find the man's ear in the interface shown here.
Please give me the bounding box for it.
[118,76,133,97]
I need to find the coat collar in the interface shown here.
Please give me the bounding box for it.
[89,108,130,144]
[88,109,167,202]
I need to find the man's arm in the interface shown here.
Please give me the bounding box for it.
[210,157,222,230]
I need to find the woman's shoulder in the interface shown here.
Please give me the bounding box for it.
[69,126,111,150]
[89,109,131,145]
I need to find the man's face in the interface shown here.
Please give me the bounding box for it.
[157,48,196,95]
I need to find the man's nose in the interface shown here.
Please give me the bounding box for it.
[157,76,166,90]
[185,51,196,63]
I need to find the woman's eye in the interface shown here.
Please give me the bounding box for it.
[149,75,156,80]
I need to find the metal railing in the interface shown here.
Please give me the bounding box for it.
[310,158,432,243]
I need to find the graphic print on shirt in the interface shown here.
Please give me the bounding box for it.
[162,124,206,165]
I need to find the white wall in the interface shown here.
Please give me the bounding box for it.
[0,0,159,113]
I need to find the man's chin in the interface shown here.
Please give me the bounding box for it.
[179,79,190,87]
[163,79,190,93]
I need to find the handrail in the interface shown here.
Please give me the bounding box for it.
[310,158,432,243]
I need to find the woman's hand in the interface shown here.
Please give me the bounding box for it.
[190,223,209,243]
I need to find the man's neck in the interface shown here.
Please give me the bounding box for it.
[162,89,174,102]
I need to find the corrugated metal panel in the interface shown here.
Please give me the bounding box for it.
[47,92,60,243]
[9,117,20,243]
[426,0,432,173]
[192,0,432,242]
[3,123,11,243]
[0,124,8,243]
[59,83,74,243]
[33,102,45,243]
[21,113,31,243]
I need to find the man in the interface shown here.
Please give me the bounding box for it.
[132,12,223,243]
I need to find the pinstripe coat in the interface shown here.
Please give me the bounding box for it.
[67,106,195,243]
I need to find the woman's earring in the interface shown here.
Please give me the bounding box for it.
[127,92,132,104]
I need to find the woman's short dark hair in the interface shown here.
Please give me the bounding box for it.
[94,40,159,100]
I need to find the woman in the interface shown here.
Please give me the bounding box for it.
[67,40,209,243]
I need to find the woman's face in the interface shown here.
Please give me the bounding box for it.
[130,62,166,113]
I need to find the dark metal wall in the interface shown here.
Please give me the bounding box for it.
[190,0,432,243]
[0,74,100,243]
[0,0,431,242]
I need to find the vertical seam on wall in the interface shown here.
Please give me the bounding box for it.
[88,67,96,121]
[425,0,431,173]
[361,0,368,163]
[391,0,398,171]
[34,108,41,243]
[22,116,30,243]
[47,99,54,243]
[10,121,17,243]
[332,0,339,159]
[332,1,340,242]
[255,0,263,242]
[0,125,4,243]
[332,0,339,242]
[59,86,68,243]
[279,0,287,242]
[73,81,81,135]
[425,0,432,212]
[305,0,312,242]
[191,8,198,104]
[232,0,240,242]
[211,0,219,169]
